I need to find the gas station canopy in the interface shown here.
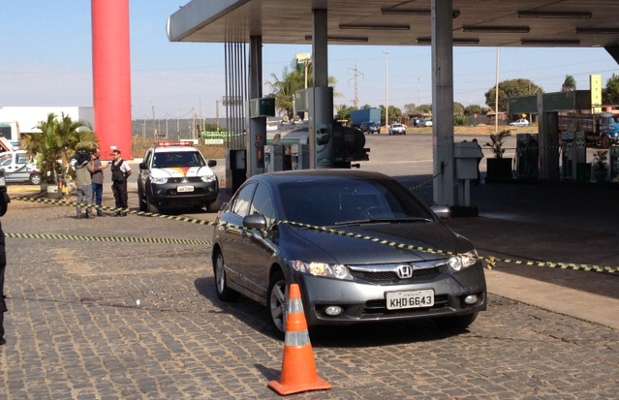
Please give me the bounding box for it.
[168,0,619,47]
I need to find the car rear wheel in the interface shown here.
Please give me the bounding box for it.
[213,251,238,301]
[267,271,287,337]
[29,173,41,185]
[436,312,478,332]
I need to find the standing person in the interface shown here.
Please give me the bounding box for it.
[91,148,107,217]
[73,150,95,218]
[110,148,131,216]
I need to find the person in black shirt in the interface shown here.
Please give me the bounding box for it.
[110,148,132,216]
[0,178,9,345]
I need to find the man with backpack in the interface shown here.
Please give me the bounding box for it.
[110,147,131,216]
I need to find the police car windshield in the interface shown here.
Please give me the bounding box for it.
[152,151,205,168]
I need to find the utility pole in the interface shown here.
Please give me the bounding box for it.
[349,64,363,109]
[495,47,500,134]
[165,119,169,139]
[142,119,146,139]
[384,51,390,129]
[176,118,180,138]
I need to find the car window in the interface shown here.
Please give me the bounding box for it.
[250,183,276,225]
[231,183,257,218]
[0,154,12,167]
[278,177,432,226]
[143,150,152,167]
[152,151,205,168]
[16,154,27,165]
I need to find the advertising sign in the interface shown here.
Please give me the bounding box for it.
[590,74,603,113]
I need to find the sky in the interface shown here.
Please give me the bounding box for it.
[1,0,618,119]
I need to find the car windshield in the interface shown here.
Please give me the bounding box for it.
[0,154,11,167]
[278,177,433,226]
[152,151,205,168]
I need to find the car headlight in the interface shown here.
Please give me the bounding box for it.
[201,174,217,183]
[289,260,353,280]
[151,176,168,184]
[448,250,479,272]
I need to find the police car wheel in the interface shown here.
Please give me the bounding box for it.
[213,251,238,301]
[138,191,147,212]
[29,173,41,186]
[146,196,159,214]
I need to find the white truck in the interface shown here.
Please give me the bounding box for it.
[0,121,21,149]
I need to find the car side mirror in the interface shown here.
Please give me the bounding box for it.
[431,206,450,219]
[208,160,217,168]
[243,214,267,230]
[139,162,147,170]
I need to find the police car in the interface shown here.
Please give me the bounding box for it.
[137,143,218,212]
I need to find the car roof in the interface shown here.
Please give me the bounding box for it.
[152,146,201,153]
[252,169,394,185]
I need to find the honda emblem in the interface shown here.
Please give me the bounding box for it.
[396,264,413,279]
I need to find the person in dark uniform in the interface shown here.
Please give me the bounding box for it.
[110,148,131,216]
[0,172,9,345]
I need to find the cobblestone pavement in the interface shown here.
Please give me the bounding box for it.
[1,202,618,400]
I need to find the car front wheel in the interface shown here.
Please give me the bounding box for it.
[267,271,287,337]
[213,251,238,301]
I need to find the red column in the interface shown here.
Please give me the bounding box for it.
[92,0,133,160]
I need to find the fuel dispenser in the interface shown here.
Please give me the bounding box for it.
[264,144,284,173]
[454,141,482,215]
[516,134,538,180]
[290,144,310,170]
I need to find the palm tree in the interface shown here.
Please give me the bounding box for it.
[268,59,337,119]
[23,113,96,186]
[562,75,576,92]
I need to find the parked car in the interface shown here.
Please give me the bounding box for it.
[389,123,407,135]
[0,150,41,185]
[211,170,487,336]
[509,118,530,127]
[422,119,433,127]
[138,143,218,213]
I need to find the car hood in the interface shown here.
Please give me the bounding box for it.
[151,166,215,179]
[282,222,472,265]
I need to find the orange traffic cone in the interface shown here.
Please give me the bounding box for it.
[268,284,331,396]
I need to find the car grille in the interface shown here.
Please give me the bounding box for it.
[167,177,203,184]
[363,294,450,315]
[351,266,442,284]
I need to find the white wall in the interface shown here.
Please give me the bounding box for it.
[0,106,95,133]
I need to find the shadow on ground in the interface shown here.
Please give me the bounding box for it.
[194,276,466,348]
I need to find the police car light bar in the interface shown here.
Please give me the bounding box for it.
[155,141,194,147]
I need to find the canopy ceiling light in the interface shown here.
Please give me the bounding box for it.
[463,25,530,33]
[576,27,619,34]
[339,23,410,31]
[417,37,480,45]
[518,10,592,19]
[521,39,581,46]
[380,8,461,18]
[304,35,369,42]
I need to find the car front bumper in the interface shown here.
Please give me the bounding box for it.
[296,263,486,326]
[149,180,218,207]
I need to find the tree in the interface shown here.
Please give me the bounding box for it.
[453,102,465,115]
[414,104,432,114]
[464,104,483,116]
[485,79,543,112]
[335,105,357,121]
[23,113,95,185]
[562,75,576,92]
[403,103,417,116]
[604,73,619,105]
[379,105,402,125]
[268,59,337,119]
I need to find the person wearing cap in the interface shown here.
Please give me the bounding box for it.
[110,148,131,216]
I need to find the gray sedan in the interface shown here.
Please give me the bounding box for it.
[211,170,486,336]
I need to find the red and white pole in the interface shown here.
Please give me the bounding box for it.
[92,0,133,160]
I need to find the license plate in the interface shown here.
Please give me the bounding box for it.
[386,289,434,310]
[177,185,195,193]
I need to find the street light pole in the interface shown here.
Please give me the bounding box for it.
[495,47,500,134]
[384,50,390,131]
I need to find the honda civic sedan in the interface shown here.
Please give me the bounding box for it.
[211,170,486,335]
